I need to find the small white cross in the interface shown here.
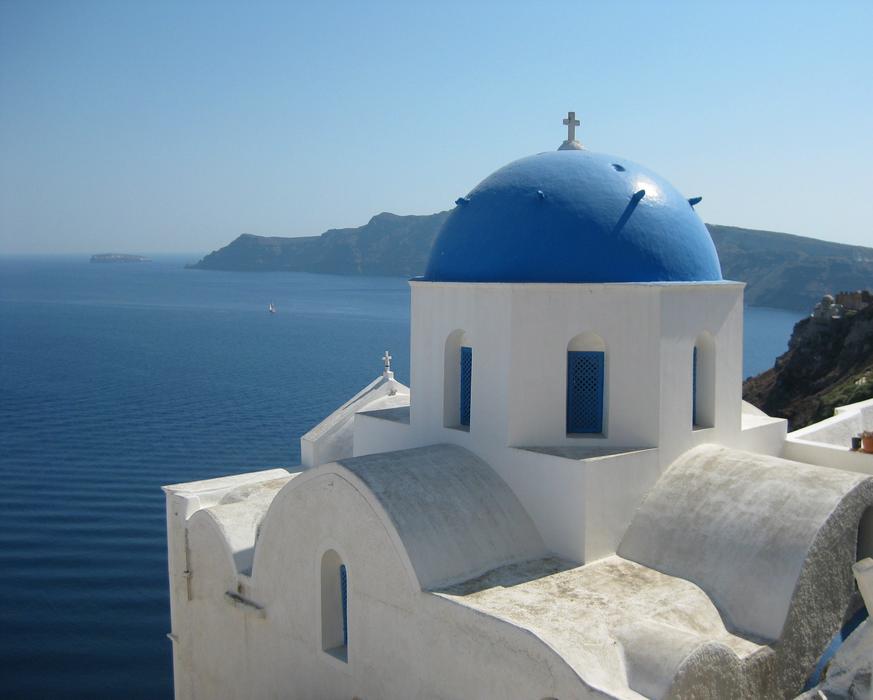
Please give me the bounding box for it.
[382,350,392,372]
[563,111,580,142]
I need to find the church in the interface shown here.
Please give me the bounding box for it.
[164,114,873,699]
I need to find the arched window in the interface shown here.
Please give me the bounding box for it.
[460,346,472,426]
[693,332,715,428]
[321,550,348,661]
[444,330,472,430]
[566,333,606,435]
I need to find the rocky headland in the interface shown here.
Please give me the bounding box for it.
[188,211,873,313]
[743,292,873,429]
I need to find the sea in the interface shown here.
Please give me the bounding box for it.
[0,256,802,698]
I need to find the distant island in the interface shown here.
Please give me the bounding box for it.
[188,211,873,312]
[91,253,151,263]
[743,291,873,429]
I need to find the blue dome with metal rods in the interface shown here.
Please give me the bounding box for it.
[423,112,722,283]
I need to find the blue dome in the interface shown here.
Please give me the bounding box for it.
[423,149,722,283]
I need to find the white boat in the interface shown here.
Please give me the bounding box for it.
[268,302,276,314]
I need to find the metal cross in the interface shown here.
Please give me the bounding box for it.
[382,350,392,372]
[563,111,580,142]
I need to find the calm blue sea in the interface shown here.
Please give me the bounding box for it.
[0,256,800,698]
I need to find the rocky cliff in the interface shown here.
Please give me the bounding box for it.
[189,212,873,312]
[189,211,450,278]
[707,225,873,311]
[743,302,873,429]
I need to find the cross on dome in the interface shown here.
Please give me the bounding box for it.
[558,111,584,151]
[563,111,580,142]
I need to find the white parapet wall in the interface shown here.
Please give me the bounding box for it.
[784,398,873,475]
[162,468,296,699]
[789,397,873,447]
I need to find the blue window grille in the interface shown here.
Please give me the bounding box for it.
[460,346,472,426]
[339,564,348,647]
[692,346,698,426]
[566,351,604,434]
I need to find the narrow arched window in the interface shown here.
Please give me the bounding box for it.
[692,345,699,426]
[321,550,348,661]
[444,330,472,430]
[460,346,472,427]
[693,333,715,428]
[567,333,606,435]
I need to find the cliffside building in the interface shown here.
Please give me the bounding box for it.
[164,116,873,699]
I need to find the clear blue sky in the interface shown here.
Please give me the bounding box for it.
[1,0,871,254]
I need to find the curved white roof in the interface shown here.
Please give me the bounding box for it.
[333,444,547,589]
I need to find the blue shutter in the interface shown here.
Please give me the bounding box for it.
[339,564,348,647]
[460,346,472,426]
[692,346,698,426]
[566,351,604,433]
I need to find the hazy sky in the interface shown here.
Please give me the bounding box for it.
[1,0,872,254]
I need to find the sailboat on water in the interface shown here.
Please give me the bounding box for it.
[268,302,276,314]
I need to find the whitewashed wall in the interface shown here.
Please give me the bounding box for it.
[164,465,606,700]
[353,280,752,561]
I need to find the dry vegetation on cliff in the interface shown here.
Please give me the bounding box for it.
[743,303,873,429]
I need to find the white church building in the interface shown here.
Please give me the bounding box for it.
[164,115,873,699]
